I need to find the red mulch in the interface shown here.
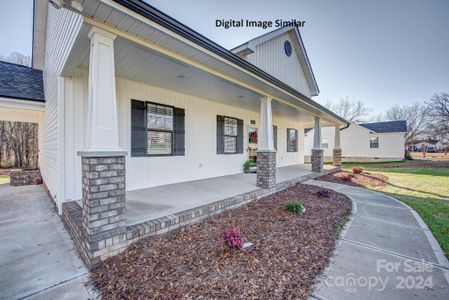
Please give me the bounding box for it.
[91,184,351,300]
[318,171,389,188]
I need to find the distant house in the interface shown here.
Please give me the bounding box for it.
[305,120,407,162]
[409,140,444,152]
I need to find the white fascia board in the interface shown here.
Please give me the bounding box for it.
[0,97,45,111]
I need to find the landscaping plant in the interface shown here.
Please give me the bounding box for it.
[243,160,252,172]
[352,166,363,174]
[221,226,244,253]
[283,200,305,213]
[317,187,333,198]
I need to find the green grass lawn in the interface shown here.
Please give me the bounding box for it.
[342,162,449,257]
[0,176,10,185]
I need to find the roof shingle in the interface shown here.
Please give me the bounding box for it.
[359,120,407,133]
[0,61,45,102]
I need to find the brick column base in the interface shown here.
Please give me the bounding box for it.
[257,151,276,189]
[79,152,127,268]
[333,148,342,166]
[311,149,324,173]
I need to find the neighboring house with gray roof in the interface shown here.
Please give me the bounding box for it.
[0,61,45,138]
[305,120,407,162]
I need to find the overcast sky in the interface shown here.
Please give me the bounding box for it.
[0,0,448,115]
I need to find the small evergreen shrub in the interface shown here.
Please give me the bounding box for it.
[283,200,304,213]
[221,226,244,253]
[352,166,363,174]
[317,187,333,198]
[243,160,252,171]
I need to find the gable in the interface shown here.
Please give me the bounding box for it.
[232,28,319,97]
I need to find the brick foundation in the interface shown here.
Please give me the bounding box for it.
[256,151,276,188]
[10,168,41,186]
[333,148,342,166]
[311,149,324,173]
[80,155,127,268]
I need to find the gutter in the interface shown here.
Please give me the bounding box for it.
[112,0,349,125]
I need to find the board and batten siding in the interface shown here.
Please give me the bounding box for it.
[244,32,312,97]
[63,70,305,201]
[41,6,82,207]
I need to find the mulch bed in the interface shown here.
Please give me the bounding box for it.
[91,184,351,299]
[318,171,389,188]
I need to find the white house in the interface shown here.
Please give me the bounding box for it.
[0,0,349,267]
[305,121,407,162]
[409,140,445,152]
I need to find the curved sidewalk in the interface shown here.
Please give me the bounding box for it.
[306,180,449,300]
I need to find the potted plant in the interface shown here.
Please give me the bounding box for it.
[243,160,252,173]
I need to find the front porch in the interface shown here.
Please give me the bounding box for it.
[126,164,336,225]
[64,163,337,267]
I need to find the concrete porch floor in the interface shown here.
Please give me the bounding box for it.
[125,164,335,225]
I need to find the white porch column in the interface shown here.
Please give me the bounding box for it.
[311,116,324,173]
[313,116,322,149]
[258,97,275,151]
[257,96,276,188]
[76,26,127,268]
[85,27,120,152]
[333,125,342,166]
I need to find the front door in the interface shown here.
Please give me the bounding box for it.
[248,127,258,163]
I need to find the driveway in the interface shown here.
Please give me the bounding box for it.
[0,184,92,299]
[307,180,449,299]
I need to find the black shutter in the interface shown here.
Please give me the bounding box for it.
[217,115,224,154]
[295,129,298,152]
[131,100,147,157]
[173,107,185,156]
[237,118,244,154]
[273,125,278,150]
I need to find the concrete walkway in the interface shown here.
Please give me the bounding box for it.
[307,180,449,300]
[0,184,93,300]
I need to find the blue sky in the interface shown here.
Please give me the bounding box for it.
[0,0,448,114]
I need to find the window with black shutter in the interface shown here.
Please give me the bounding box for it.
[131,100,185,157]
[287,128,298,152]
[217,115,243,154]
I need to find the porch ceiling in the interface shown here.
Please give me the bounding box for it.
[62,0,344,127]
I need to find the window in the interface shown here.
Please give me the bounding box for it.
[370,137,379,149]
[322,139,329,149]
[287,128,298,152]
[131,100,185,157]
[224,117,238,153]
[147,103,174,155]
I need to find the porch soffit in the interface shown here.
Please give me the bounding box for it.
[62,0,345,126]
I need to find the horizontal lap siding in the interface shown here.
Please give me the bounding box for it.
[65,71,305,200]
[41,6,82,204]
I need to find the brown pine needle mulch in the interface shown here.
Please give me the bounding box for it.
[91,184,351,300]
[318,171,389,188]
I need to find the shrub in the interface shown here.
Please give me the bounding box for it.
[283,200,304,213]
[221,226,244,253]
[317,187,333,198]
[352,166,363,174]
[341,174,352,182]
[243,160,252,171]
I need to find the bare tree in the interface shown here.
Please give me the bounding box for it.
[0,51,31,67]
[324,97,371,123]
[426,92,449,144]
[383,103,428,146]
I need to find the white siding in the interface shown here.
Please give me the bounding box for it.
[245,32,312,97]
[305,124,406,160]
[64,70,305,201]
[41,6,82,207]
